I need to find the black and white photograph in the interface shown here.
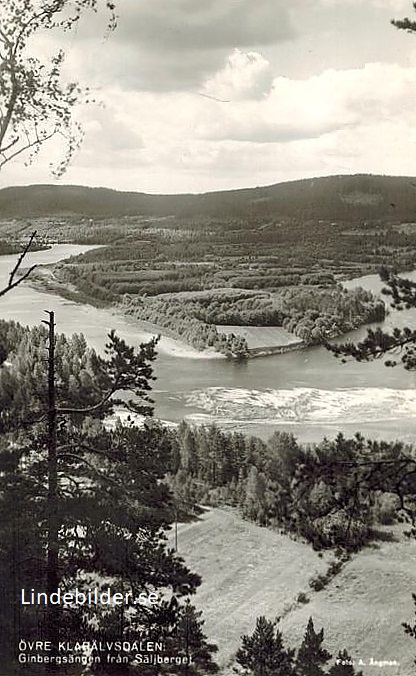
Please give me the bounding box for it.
[0,1,416,674]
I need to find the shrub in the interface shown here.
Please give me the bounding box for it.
[309,575,327,592]
[372,492,400,525]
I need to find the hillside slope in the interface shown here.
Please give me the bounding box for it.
[2,174,416,222]
[169,508,416,675]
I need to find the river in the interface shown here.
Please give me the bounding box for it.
[1,244,416,444]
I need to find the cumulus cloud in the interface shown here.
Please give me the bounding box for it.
[65,61,416,191]
[194,62,416,144]
[3,58,416,194]
[60,0,296,92]
[202,50,274,101]
[3,0,416,193]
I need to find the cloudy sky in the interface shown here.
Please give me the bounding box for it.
[2,0,416,193]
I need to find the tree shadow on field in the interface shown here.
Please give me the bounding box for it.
[367,528,398,548]
[174,503,207,524]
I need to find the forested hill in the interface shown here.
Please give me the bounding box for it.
[2,174,416,221]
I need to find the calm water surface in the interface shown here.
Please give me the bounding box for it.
[1,245,416,444]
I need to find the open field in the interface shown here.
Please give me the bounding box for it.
[169,508,331,668]
[168,507,416,675]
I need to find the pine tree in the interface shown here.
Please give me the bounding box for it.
[0,317,218,675]
[328,650,363,676]
[179,423,198,476]
[327,267,416,371]
[392,3,416,33]
[243,466,267,523]
[164,599,219,674]
[294,617,332,676]
[235,615,295,676]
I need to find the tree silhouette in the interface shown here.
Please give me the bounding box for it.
[0,316,218,675]
[327,650,363,676]
[392,2,416,33]
[0,0,116,176]
[0,2,118,299]
[294,617,332,676]
[165,599,219,675]
[327,267,416,370]
[235,615,294,676]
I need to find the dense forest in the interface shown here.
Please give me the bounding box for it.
[167,422,416,553]
[0,320,219,675]
[4,174,416,223]
[0,239,47,255]
[3,175,416,358]
[120,285,385,353]
[25,226,387,356]
[0,306,415,674]
[1,320,413,563]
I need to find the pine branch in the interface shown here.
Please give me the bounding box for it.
[391,2,416,32]
[56,452,122,487]
[56,382,119,414]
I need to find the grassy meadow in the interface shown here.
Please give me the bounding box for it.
[169,507,416,675]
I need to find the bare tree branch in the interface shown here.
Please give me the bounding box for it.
[0,231,38,299]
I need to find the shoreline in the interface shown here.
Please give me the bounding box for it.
[247,341,306,357]
[22,262,379,362]
[24,265,302,360]
[112,308,226,360]
[24,267,226,360]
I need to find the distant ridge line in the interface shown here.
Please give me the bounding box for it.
[1,173,416,221]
